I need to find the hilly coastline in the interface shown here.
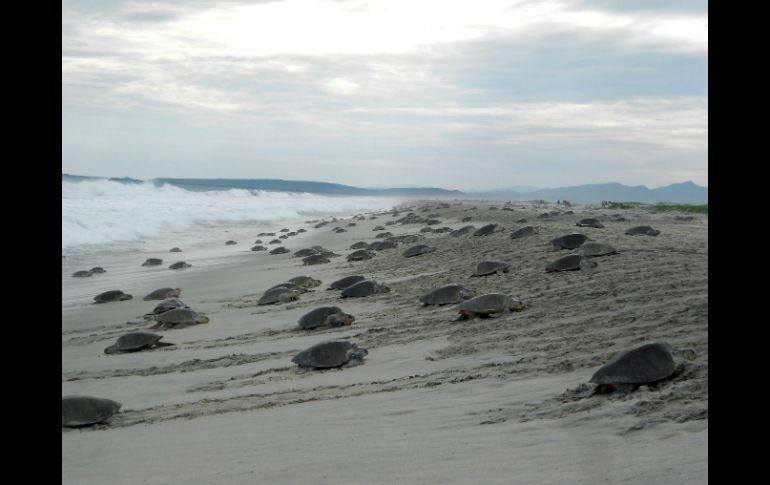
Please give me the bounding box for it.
[62,174,708,204]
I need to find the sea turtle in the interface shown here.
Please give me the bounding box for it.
[432,227,453,234]
[297,228,307,233]
[327,275,367,290]
[269,246,290,255]
[258,286,300,305]
[93,290,133,304]
[291,341,368,370]
[146,297,188,315]
[391,234,420,244]
[251,245,267,251]
[303,254,330,265]
[280,228,290,233]
[335,228,347,233]
[369,241,397,251]
[72,270,92,277]
[402,245,436,258]
[349,241,369,250]
[225,240,237,245]
[169,247,182,252]
[373,225,385,231]
[280,235,289,239]
[510,226,538,239]
[472,260,510,276]
[474,224,498,236]
[298,306,355,330]
[376,232,393,239]
[419,285,476,306]
[341,280,391,298]
[589,341,696,393]
[143,287,182,301]
[426,219,441,225]
[269,239,282,244]
[90,267,106,274]
[287,276,322,290]
[450,225,476,237]
[169,261,191,269]
[149,308,210,329]
[294,248,320,258]
[576,218,604,228]
[577,242,619,257]
[461,216,472,222]
[515,218,528,223]
[545,254,597,272]
[626,226,661,236]
[266,282,304,294]
[455,293,525,320]
[550,233,589,250]
[104,332,174,354]
[62,396,122,428]
[347,250,375,262]
[347,222,357,227]
[142,258,163,266]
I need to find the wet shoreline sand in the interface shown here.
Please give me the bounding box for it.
[62,199,708,484]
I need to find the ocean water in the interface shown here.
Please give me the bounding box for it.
[62,179,399,308]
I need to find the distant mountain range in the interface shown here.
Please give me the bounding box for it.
[62,174,707,204]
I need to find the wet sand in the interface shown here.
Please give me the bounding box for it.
[62,200,708,484]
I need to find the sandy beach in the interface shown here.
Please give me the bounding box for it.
[62,200,708,484]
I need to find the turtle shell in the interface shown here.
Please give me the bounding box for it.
[303,254,330,265]
[578,242,618,257]
[402,245,435,258]
[298,306,347,330]
[169,261,191,269]
[94,290,132,303]
[341,280,389,298]
[72,270,92,277]
[550,233,589,249]
[153,308,208,327]
[455,293,523,315]
[62,396,122,427]
[143,287,181,301]
[349,242,370,250]
[369,240,397,251]
[149,297,187,315]
[473,224,498,236]
[450,225,476,237]
[142,258,163,266]
[419,285,474,305]
[546,254,595,272]
[589,341,677,385]
[293,248,320,258]
[626,226,660,236]
[328,275,367,290]
[104,332,165,354]
[291,341,368,369]
[576,218,605,228]
[258,286,300,305]
[510,226,538,239]
[288,276,322,289]
[347,250,375,261]
[473,260,509,276]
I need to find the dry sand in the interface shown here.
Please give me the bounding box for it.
[62,200,708,484]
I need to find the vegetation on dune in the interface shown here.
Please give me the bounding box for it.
[651,204,708,214]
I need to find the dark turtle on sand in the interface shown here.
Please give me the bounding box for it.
[376,232,393,239]
[104,332,174,354]
[297,228,307,233]
[269,246,290,255]
[280,228,290,233]
[291,341,368,370]
[550,233,589,250]
[149,308,210,329]
[419,285,476,306]
[455,293,524,320]
[293,248,320,258]
[369,240,397,251]
[589,341,696,393]
[510,226,538,239]
[576,218,604,228]
[474,224,498,236]
[461,216,472,222]
[258,286,300,305]
[626,225,661,236]
[389,234,420,244]
[72,270,92,278]
[93,290,133,304]
[146,297,188,315]
[577,242,619,257]
[373,225,385,231]
[266,282,304,294]
[142,258,163,266]
[269,239,282,244]
[327,275,367,290]
[545,254,597,272]
[347,249,375,262]
[349,241,369,250]
[515,218,528,223]
[62,396,122,428]
[254,239,263,244]
[303,254,330,265]
[472,260,510,277]
[287,276,322,290]
[402,245,436,258]
[298,306,355,330]
[90,267,106,274]
[450,225,476,237]
[251,245,267,251]
[341,280,391,298]
[420,227,434,233]
[169,261,191,270]
[225,240,237,245]
[143,287,182,301]
[279,235,289,239]
[169,247,182,252]
[334,228,347,233]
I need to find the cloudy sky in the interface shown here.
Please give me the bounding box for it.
[62,0,707,190]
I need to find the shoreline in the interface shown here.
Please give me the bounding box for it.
[62,199,708,484]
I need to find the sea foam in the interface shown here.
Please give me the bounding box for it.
[62,180,396,252]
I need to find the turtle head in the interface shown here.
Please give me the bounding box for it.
[379,284,391,293]
[119,294,134,301]
[509,299,525,311]
[674,347,697,361]
[104,344,119,355]
[196,315,210,324]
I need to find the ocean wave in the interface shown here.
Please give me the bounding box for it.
[62,180,396,251]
